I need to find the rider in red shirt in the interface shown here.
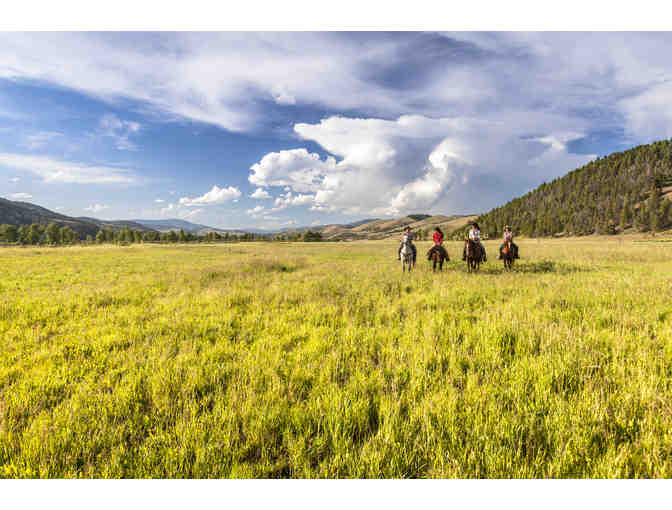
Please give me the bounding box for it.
[433,228,444,245]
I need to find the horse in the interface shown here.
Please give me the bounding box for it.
[465,239,483,273]
[501,240,515,270]
[427,245,449,272]
[400,239,414,272]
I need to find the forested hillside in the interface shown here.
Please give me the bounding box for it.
[459,138,672,238]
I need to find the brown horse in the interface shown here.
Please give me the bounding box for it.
[427,245,449,272]
[465,239,483,273]
[501,240,515,270]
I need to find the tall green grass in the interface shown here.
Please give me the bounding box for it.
[1,238,672,477]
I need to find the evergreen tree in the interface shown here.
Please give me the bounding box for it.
[649,186,662,232]
[620,197,631,228]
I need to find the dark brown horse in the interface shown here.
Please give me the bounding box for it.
[501,240,515,270]
[427,245,449,272]
[465,239,483,273]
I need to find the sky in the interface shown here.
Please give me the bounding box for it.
[1,31,672,230]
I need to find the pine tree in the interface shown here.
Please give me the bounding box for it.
[649,185,662,232]
[620,197,631,229]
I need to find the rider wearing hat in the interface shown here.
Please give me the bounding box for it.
[462,222,486,262]
[499,225,519,259]
[397,225,417,263]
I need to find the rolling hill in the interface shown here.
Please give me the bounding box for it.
[281,214,477,241]
[456,138,672,239]
[0,198,153,238]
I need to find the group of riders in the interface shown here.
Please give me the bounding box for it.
[397,222,520,263]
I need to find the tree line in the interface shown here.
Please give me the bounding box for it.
[0,224,326,245]
[452,138,672,239]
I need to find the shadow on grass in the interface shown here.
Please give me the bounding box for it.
[433,259,589,275]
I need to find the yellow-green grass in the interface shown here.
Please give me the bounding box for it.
[1,238,672,478]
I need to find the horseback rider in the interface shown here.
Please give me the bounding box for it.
[433,226,444,246]
[499,225,520,259]
[428,226,448,259]
[397,225,417,263]
[462,222,487,262]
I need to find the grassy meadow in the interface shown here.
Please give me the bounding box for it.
[1,237,672,478]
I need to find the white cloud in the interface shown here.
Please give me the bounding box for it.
[23,131,63,150]
[179,185,241,206]
[0,32,475,132]
[246,205,266,217]
[99,114,141,151]
[250,114,595,216]
[620,82,672,141]
[249,188,271,199]
[1,31,672,149]
[159,202,203,220]
[9,177,20,183]
[273,192,315,210]
[84,204,109,213]
[10,192,32,199]
[0,153,137,184]
[249,148,337,192]
[154,198,165,203]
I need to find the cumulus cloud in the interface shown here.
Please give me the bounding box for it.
[85,204,109,213]
[0,153,137,184]
[273,192,315,210]
[10,192,32,199]
[249,188,271,199]
[246,205,266,217]
[249,114,595,216]
[9,177,19,183]
[249,148,337,192]
[154,198,165,203]
[179,185,241,206]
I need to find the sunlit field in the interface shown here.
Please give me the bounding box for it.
[2,237,672,478]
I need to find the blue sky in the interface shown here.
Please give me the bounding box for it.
[1,31,672,229]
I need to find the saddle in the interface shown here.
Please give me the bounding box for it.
[466,239,484,261]
[427,244,449,260]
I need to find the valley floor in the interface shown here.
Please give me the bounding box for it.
[1,238,672,477]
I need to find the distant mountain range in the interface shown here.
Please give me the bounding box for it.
[0,197,152,238]
[0,196,476,241]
